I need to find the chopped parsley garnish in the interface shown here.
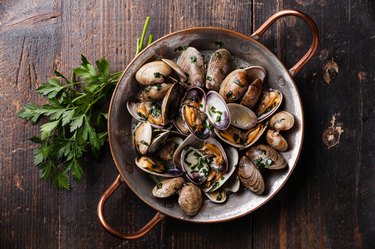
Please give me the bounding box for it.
[226,91,233,99]
[144,85,152,92]
[148,102,161,118]
[254,157,273,168]
[137,112,148,121]
[216,115,222,123]
[153,72,162,78]
[156,182,163,189]
[214,51,222,58]
[233,78,245,87]
[174,45,188,52]
[206,75,212,81]
[156,83,162,91]
[190,56,197,64]
[140,140,150,146]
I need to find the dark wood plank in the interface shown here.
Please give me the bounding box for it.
[1,0,374,248]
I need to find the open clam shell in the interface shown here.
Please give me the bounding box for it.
[202,137,228,173]
[181,146,210,184]
[204,189,227,203]
[227,103,257,130]
[203,145,238,193]
[161,58,188,86]
[161,83,181,126]
[214,122,267,150]
[173,108,191,135]
[256,89,283,123]
[127,99,165,128]
[181,87,211,140]
[133,122,153,155]
[206,91,231,130]
[148,130,171,154]
[135,156,184,177]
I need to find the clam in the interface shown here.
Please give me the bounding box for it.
[215,122,267,150]
[127,100,164,127]
[240,66,266,108]
[224,175,241,193]
[206,91,231,130]
[161,83,181,126]
[269,111,295,131]
[202,137,228,172]
[256,89,283,122]
[135,61,172,85]
[266,129,288,151]
[161,58,188,85]
[219,69,249,103]
[135,156,183,177]
[172,134,199,168]
[152,177,185,198]
[205,48,233,91]
[133,122,152,155]
[139,83,173,101]
[237,156,265,195]
[173,108,191,135]
[246,144,287,170]
[203,145,237,192]
[177,47,205,87]
[181,87,211,140]
[148,130,170,153]
[227,103,257,129]
[181,146,210,184]
[204,189,227,203]
[178,183,203,216]
[157,136,184,161]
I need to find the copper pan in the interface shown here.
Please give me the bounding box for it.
[97,9,319,239]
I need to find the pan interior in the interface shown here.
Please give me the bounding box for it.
[108,28,303,223]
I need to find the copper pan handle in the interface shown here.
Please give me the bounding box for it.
[250,9,319,77]
[97,175,165,239]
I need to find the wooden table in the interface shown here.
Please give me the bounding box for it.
[1,0,374,248]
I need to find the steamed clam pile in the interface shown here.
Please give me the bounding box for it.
[126,46,295,216]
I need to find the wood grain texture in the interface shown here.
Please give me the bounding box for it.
[0,0,374,248]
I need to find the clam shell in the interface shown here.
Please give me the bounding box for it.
[135,156,184,177]
[238,156,265,195]
[202,137,228,173]
[240,66,266,108]
[224,175,241,193]
[227,103,257,129]
[173,134,199,169]
[135,61,172,85]
[206,91,231,130]
[205,48,233,91]
[246,144,287,170]
[203,145,238,192]
[181,146,210,185]
[161,83,181,126]
[204,189,227,203]
[178,183,203,216]
[152,177,185,198]
[269,111,295,131]
[219,69,249,103]
[148,130,170,154]
[177,47,205,88]
[139,83,173,101]
[133,122,152,155]
[173,110,191,135]
[157,136,184,162]
[214,122,267,150]
[126,100,165,129]
[266,129,288,151]
[161,58,188,84]
[256,89,283,123]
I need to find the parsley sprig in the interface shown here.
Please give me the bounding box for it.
[17,17,153,189]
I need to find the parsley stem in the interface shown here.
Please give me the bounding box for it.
[136,16,151,55]
[147,34,153,45]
